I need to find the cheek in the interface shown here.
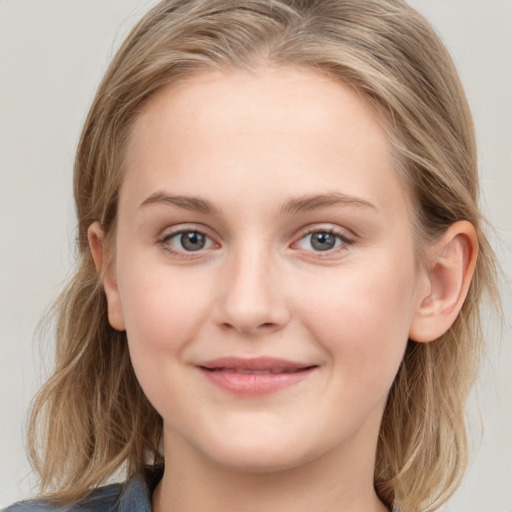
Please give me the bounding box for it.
[300,258,417,386]
[117,276,214,422]
[114,256,214,387]
[117,249,211,341]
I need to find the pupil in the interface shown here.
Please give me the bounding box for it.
[181,232,205,251]
[311,232,336,251]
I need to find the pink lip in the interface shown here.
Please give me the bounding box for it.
[197,357,317,396]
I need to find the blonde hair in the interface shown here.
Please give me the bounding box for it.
[28,1,499,510]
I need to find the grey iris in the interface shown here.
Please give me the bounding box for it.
[310,232,336,251]
[181,232,206,251]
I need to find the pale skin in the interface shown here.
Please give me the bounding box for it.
[89,67,477,512]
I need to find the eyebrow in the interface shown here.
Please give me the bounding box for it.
[139,191,377,215]
[139,192,219,214]
[281,192,377,214]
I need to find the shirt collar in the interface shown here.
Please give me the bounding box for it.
[118,465,164,512]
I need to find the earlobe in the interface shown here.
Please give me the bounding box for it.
[87,222,126,331]
[409,221,478,343]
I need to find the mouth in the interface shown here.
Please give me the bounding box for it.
[197,357,318,396]
[205,367,310,374]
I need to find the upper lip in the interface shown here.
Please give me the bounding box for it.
[198,356,316,372]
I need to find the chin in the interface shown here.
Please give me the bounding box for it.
[207,445,312,474]
[193,425,326,474]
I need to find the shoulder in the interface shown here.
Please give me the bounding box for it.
[2,465,163,512]
[2,482,122,512]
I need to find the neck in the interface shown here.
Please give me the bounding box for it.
[152,430,388,512]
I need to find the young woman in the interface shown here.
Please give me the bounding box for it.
[3,1,500,511]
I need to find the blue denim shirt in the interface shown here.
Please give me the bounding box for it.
[2,466,163,512]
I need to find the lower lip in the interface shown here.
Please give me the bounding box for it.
[198,368,315,396]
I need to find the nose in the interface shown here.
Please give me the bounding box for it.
[214,246,290,336]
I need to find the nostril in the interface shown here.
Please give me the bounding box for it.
[219,321,278,334]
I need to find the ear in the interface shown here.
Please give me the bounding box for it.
[409,221,477,343]
[88,221,126,331]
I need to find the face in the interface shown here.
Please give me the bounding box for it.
[102,67,429,474]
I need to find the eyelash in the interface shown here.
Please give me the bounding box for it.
[292,227,353,259]
[157,226,354,260]
[158,228,216,260]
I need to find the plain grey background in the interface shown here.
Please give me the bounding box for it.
[1,0,511,509]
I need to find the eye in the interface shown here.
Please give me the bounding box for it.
[294,229,350,253]
[160,229,215,253]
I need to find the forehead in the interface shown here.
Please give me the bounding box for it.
[128,66,389,158]
[121,66,410,219]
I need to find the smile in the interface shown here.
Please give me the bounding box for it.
[197,357,317,396]
[214,368,305,374]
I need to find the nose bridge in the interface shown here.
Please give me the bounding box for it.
[217,239,288,335]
